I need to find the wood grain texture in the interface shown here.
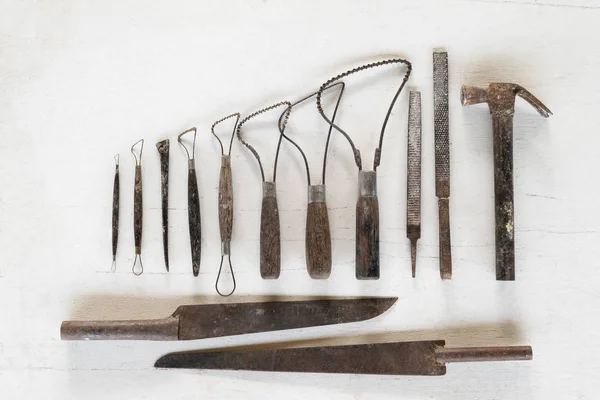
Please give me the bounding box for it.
[187,166,201,276]
[356,195,379,280]
[111,165,119,259]
[218,155,233,244]
[260,195,280,279]
[133,165,142,254]
[305,202,332,279]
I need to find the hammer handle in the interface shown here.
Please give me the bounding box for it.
[187,165,202,276]
[306,202,332,279]
[356,195,379,279]
[493,115,515,280]
[260,194,281,279]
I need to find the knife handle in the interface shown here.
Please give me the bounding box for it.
[306,185,332,279]
[60,318,179,341]
[260,182,280,279]
[356,171,379,280]
[187,162,201,276]
[218,155,233,244]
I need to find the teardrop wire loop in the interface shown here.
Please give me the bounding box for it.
[215,255,236,297]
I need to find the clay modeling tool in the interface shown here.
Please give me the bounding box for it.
[155,341,532,375]
[211,113,240,296]
[131,139,144,276]
[111,154,120,272]
[461,83,551,280]
[407,91,422,278]
[178,128,202,277]
[236,102,292,279]
[60,297,396,340]
[433,51,452,280]
[317,58,412,280]
[276,83,345,279]
[156,139,170,272]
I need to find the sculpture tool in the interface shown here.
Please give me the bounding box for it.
[156,139,170,272]
[111,154,119,272]
[406,91,422,278]
[131,139,144,276]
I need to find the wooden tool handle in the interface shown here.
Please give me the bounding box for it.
[260,182,280,279]
[306,202,332,279]
[133,165,143,253]
[356,195,380,279]
[187,164,202,276]
[112,166,119,258]
[438,198,452,280]
[218,155,233,244]
[60,318,179,341]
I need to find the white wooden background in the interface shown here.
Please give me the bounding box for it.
[1,1,597,399]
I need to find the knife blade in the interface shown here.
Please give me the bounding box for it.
[60,297,396,341]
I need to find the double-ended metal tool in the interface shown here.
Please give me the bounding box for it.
[277,83,345,279]
[406,91,422,278]
[156,139,170,271]
[178,128,202,277]
[131,139,144,276]
[317,58,412,280]
[111,154,120,272]
[211,114,239,296]
[155,341,532,376]
[236,102,293,279]
[461,83,551,280]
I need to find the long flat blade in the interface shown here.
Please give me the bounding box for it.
[155,340,446,376]
[433,51,452,279]
[407,91,422,278]
[174,297,396,340]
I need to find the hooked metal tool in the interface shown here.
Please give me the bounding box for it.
[156,139,170,272]
[178,128,202,277]
[60,297,396,340]
[406,91,422,278]
[237,101,293,279]
[155,341,532,376]
[277,82,345,279]
[461,83,552,280]
[131,139,144,276]
[211,113,239,296]
[111,154,120,272]
[317,58,412,280]
[433,51,452,280]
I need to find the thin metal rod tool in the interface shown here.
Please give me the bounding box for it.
[317,58,412,280]
[156,139,170,272]
[178,128,201,277]
[433,51,452,280]
[407,91,422,278]
[237,102,292,279]
[111,154,119,272]
[211,113,239,296]
[131,139,144,276]
[277,82,345,279]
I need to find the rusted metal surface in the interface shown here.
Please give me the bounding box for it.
[131,139,144,275]
[155,340,532,375]
[433,51,452,280]
[156,139,170,272]
[60,297,397,341]
[111,155,119,272]
[406,91,421,278]
[461,83,552,280]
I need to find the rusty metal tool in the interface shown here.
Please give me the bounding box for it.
[178,128,202,277]
[131,139,144,276]
[156,139,170,272]
[277,82,345,279]
[317,58,412,280]
[211,113,240,296]
[461,83,552,280]
[111,154,120,272]
[60,297,396,341]
[406,91,421,278]
[155,341,533,375]
[236,102,293,279]
[433,51,452,280]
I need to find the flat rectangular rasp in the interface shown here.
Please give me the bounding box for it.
[406,91,421,278]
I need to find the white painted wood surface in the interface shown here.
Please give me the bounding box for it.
[1,0,597,398]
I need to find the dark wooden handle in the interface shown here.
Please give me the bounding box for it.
[112,168,119,258]
[218,156,233,244]
[305,202,332,279]
[133,165,142,253]
[60,318,179,341]
[188,167,201,276]
[356,195,379,280]
[260,196,280,279]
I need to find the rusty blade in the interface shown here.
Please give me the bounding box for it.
[61,297,396,341]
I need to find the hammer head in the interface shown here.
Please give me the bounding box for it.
[461,83,552,118]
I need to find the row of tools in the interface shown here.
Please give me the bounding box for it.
[67,51,551,378]
[111,52,551,296]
